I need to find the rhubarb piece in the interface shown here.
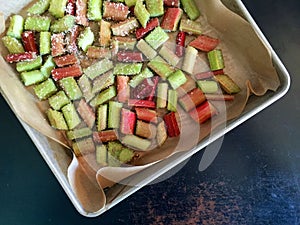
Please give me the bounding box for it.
[2,36,24,54]
[92,71,115,94]
[112,36,137,50]
[47,109,68,130]
[77,99,96,128]
[107,141,123,159]
[197,80,218,94]
[27,0,51,15]
[177,74,196,97]
[135,120,156,139]
[99,20,111,47]
[48,90,70,110]
[87,0,102,21]
[178,87,206,111]
[167,70,187,90]
[163,112,180,137]
[117,51,144,62]
[213,69,225,75]
[50,15,75,33]
[111,18,139,36]
[147,60,174,79]
[159,45,180,66]
[39,32,51,55]
[119,148,134,164]
[156,121,167,146]
[21,31,37,55]
[161,8,183,31]
[113,63,143,75]
[122,135,151,151]
[134,0,150,28]
[108,101,123,129]
[128,99,156,108]
[145,27,169,50]
[83,58,113,80]
[214,74,241,94]
[181,0,200,20]
[97,104,108,131]
[205,94,235,101]
[125,0,137,7]
[94,86,117,106]
[182,46,198,74]
[117,76,130,103]
[51,33,65,57]
[135,18,159,40]
[66,0,76,15]
[41,56,55,78]
[120,108,136,134]
[7,15,24,39]
[78,75,94,102]
[33,78,58,99]
[86,46,111,59]
[156,82,168,108]
[53,53,78,67]
[163,0,179,7]
[78,27,94,52]
[59,77,82,100]
[167,89,178,112]
[107,141,133,164]
[5,52,36,63]
[207,49,225,71]
[194,71,214,80]
[103,1,129,21]
[16,56,42,72]
[129,67,153,88]
[179,19,201,35]
[96,145,108,165]
[131,76,158,100]
[24,16,51,32]
[67,25,80,52]
[62,103,81,129]
[75,0,89,26]
[136,39,157,60]
[72,137,95,156]
[66,127,92,140]
[21,70,44,86]
[135,107,157,123]
[189,35,220,52]
[49,0,68,18]
[51,64,82,80]
[107,153,122,167]
[146,76,159,101]
[145,0,164,17]
[175,31,186,57]
[189,101,218,124]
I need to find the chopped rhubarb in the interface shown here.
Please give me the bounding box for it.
[117,51,144,62]
[214,74,241,94]
[147,76,159,101]
[53,53,78,67]
[76,0,89,26]
[213,69,224,75]
[205,94,235,101]
[194,71,214,80]
[66,0,76,15]
[136,18,159,40]
[135,120,156,139]
[99,20,111,47]
[111,18,139,36]
[103,2,129,21]
[51,64,83,81]
[135,107,158,124]
[178,87,206,112]
[164,0,180,7]
[189,35,220,52]
[161,8,183,31]
[120,108,136,134]
[86,46,111,59]
[131,77,157,100]
[117,76,130,103]
[6,52,36,63]
[76,98,96,128]
[21,31,38,53]
[175,31,186,57]
[67,25,80,52]
[51,33,65,57]
[189,101,218,124]
[163,112,180,137]
[128,99,156,109]
[93,130,118,143]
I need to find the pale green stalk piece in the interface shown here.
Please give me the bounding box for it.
[59,77,82,100]
[125,0,136,7]
[167,89,178,112]
[49,0,68,18]
[145,0,164,17]
[156,82,168,108]
[78,75,94,102]
[92,71,115,94]
[66,127,92,140]
[50,15,75,33]
[113,63,143,75]
[16,56,42,72]
[48,90,70,110]
[159,45,180,67]
[2,36,24,54]
[40,56,55,79]
[181,0,200,20]
[129,67,153,88]
[167,70,187,90]
[27,0,51,15]
[179,19,201,35]
[197,80,219,94]
[182,46,198,74]
[39,32,51,55]
[208,49,225,71]
[7,15,24,39]
[145,27,169,50]
[24,16,51,32]
[61,103,81,130]
[83,58,113,80]
[47,109,68,130]
[87,0,102,21]
[134,0,150,28]
[21,70,45,87]
[97,104,108,131]
[33,78,58,99]
[122,135,151,151]
[147,60,174,80]
[78,27,95,52]
[96,145,108,165]
[108,101,123,129]
[136,39,157,60]
[94,86,117,106]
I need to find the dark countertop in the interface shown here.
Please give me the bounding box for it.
[0,0,299,224]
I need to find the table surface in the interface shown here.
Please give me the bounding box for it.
[1,0,299,224]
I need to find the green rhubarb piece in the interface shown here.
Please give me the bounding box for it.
[78,27,95,52]
[119,148,134,163]
[24,16,51,32]
[92,71,115,94]
[181,0,200,20]
[159,45,180,67]
[27,0,51,15]
[83,58,113,80]
[197,80,218,94]
[21,70,45,87]
[59,77,82,100]
[107,141,123,158]
[50,15,75,33]
[156,82,168,108]
[96,145,108,165]
[129,67,153,88]
[47,109,68,130]
[108,101,123,129]
[39,32,51,55]
[7,15,24,39]
[214,74,241,94]
[122,135,151,151]
[2,36,24,54]
[87,0,102,21]
[136,39,157,60]
[16,56,42,72]
[107,153,121,167]
[78,75,94,102]
[134,0,150,28]
[208,49,225,71]
[145,27,169,50]
[48,90,70,110]
[72,138,95,156]
[40,56,55,78]
[168,70,187,90]
[113,63,143,75]
[147,60,174,79]
[66,127,92,140]
[145,0,164,17]
[94,86,117,106]
[182,46,198,74]
[152,55,166,63]
[33,78,58,100]
[49,0,68,18]
[167,89,178,112]
[61,103,81,130]
[179,19,201,35]
[125,0,136,7]
[112,37,137,50]
[97,104,108,131]
[111,18,139,36]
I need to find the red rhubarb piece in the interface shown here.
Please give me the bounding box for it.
[93,130,118,143]
[117,76,130,103]
[128,99,156,109]
[132,78,153,99]
[51,64,83,80]
[5,52,36,63]
[213,69,224,75]
[76,99,96,128]
[161,8,183,31]
[189,101,218,124]
[194,71,214,80]
[51,33,65,57]
[179,88,206,112]
[103,2,129,21]
[117,51,144,62]
[66,0,76,15]
[175,31,186,57]
[76,0,89,26]
[67,25,80,53]
[135,107,158,124]
[164,0,180,7]
[21,31,38,53]
[120,108,136,134]
[136,18,159,40]
[205,94,235,101]
[189,35,220,52]
[163,112,180,137]
[146,76,159,101]
[53,53,78,67]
